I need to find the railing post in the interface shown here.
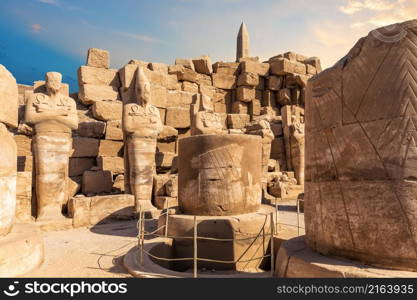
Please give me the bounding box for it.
[165,199,169,237]
[270,212,275,277]
[140,210,145,267]
[275,198,278,233]
[296,198,300,236]
[193,216,198,278]
[137,209,142,266]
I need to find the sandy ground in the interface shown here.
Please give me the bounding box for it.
[22,201,304,278]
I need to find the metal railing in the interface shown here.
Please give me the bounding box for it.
[136,197,304,278]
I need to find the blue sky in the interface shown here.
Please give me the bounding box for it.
[1,0,415,92]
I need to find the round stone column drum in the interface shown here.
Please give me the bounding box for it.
[178,134,262,216]
[304,20,417,272]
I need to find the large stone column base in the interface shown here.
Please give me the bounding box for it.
[0,223,44,277]
[158,205,276,272]
[275,236,417,278]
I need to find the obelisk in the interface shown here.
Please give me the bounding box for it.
[236,22,250,61]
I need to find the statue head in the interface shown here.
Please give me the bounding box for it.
[136,67,151,106]
[45,72,62,95]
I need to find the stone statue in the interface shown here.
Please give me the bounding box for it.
[191,94,225,136]
[25,72,78,222]
[0,65,18,236]
[123,67,163,213]
[290,116,305,185]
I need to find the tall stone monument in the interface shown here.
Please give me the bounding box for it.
[236,22,250,61]
[276,19,417,277]
[0,65,43,276]
[25,72,78,226]
[123,67,163,213]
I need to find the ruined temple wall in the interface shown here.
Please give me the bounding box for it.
[13,48,320,220]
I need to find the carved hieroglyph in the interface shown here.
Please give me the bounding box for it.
[178,135,262,216]
[0,65,18,236]
[123,67,163,212]
[25,72,78,221]
[305,20,417,271]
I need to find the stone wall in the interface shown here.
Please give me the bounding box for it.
[14,48,320,220]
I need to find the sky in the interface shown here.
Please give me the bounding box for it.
[0,0,416,92]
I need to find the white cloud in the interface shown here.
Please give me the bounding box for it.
[116,32,161,43]
[30,23,42,33]
[340,0,417,28]
[38,0,58,5]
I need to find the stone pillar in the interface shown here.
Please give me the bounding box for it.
[236,22,250,61]
[178,134,262,216]
[304,19,417,272]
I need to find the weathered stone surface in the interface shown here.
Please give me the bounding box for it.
[155,152,176,169]
[154,196,178,210]
[236,86,255,102]
[157,141,176,153]
[72,137,99,158]
[105,120,123,140]
[82,170,113,195]
[262,90,276,107]
[237,72,259,87]
[68,176,81,199]
[175,58,195,71]
[14,135,32,156]
[304,56,322,73]
[166,107,190,128]
[240,61,269,76]
[96,156,124,174]
[230,112,251,128]
[212,73,236,90]
[86,48,109,69]
[68,194,135,227]
[112,174,124,193]
[17,156,33,172]
[69,158,95,177]
[153,174,170,196]
[16,172,32,222]
[158,125,178,142]
[167,90,195,108]
[199,84,216,98]
[181,81,199,93]
[277,88,291,106]
[178,134,262,215]
[92,100,123,121]
[169,65,198,83]
[78,66,120,87]
[270,58,306,75]
[150,84,167,108]
[304,20,417,272]
[78,84,120,105]
[249,99,261,116]
[267,76,283,90]
[149,62,168,74]
[78,120,106,138]
[212,62,240,75]
[98,140,124,157]
[165,175,178,197]
[231,101,248,114]
[192,55,213,75]
[160,205,275,271]
[0,65,18,127]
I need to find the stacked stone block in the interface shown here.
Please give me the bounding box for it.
[14,48,320,221]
